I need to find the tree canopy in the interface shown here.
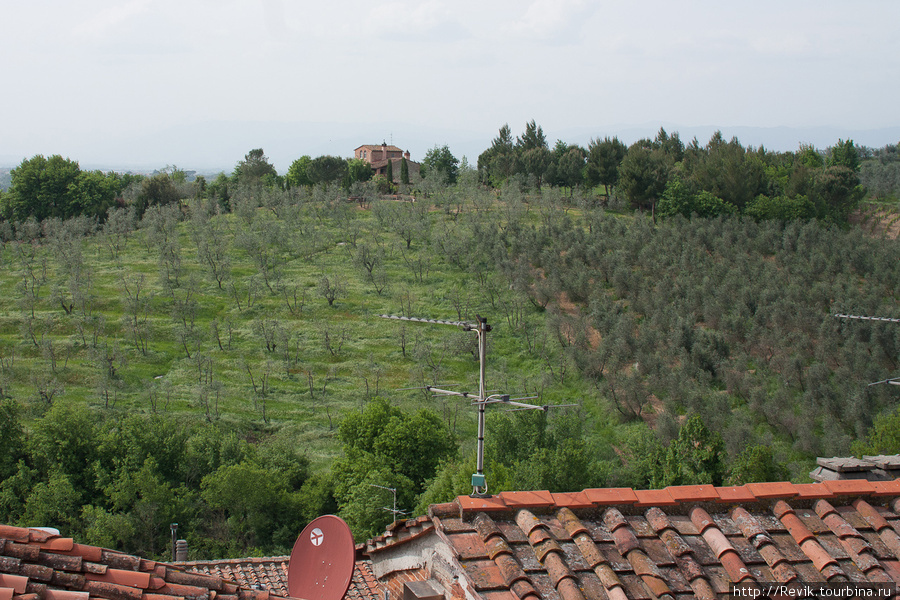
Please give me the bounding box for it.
[1,155,120,222]
[233,148,278,186]
[332,398,456,540]
[422,145,460,184]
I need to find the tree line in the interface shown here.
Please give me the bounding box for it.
[477,121,899,224]
[0,145,469,224]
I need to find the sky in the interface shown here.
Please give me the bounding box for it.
[2,0,899,172]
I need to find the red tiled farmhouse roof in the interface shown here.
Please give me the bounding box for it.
[354,144,403,153]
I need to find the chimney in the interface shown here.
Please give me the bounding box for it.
[404,150,410,160]
[382,141,387,161]
[809,455,900,482]
[175,539,188,562]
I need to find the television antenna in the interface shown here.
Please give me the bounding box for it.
[834,313,900,387]
[369,483,407,519]
[380,314,576,497]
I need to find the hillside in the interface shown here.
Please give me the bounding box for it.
[1,178,899,554]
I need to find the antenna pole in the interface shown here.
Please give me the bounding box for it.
[380,313,573,498]
[475,316,488,495]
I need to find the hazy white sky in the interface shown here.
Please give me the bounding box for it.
[2,1,898,171]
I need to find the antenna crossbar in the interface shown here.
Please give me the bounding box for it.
[425,385,473,398]
[380,314,476,330]
[368,484,405,519]
[834,314,900,323]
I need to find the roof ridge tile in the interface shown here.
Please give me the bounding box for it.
[794,483,835,499]
[712,485,757,504]
[498,490,554,509]
[0,527,31,544]
[665,484,720,503]
[456,495,508,513]
[38,539,74,553]
[549,491,593,510]
[634,489,677,507]
[427,502,459,519]
[745,482,799,500]
[872,480,900,496]
[823,479,877,496]
[585,488,638,506]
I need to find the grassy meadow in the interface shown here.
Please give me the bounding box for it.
[0,187,597,470]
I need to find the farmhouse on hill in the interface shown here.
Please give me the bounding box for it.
[354,143,420,182]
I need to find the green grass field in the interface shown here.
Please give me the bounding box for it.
[0,192,593,471]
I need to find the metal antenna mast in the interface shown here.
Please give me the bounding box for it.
[369,484,406,519]
[381,314,575,497]
[834,313,900,386]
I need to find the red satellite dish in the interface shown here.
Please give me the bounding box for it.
[287,515,355,600]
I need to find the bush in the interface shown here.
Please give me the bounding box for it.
[745,194,816,221]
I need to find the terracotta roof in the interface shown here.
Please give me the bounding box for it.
[179,556,381,600]
[354,144,403,152]
[178,558,291,597]
[367,481,900,599]
[369,157,419,170]
[0,524,292,600]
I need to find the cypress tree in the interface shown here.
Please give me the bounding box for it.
[386,159,393,183]
[400,157,409,185]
